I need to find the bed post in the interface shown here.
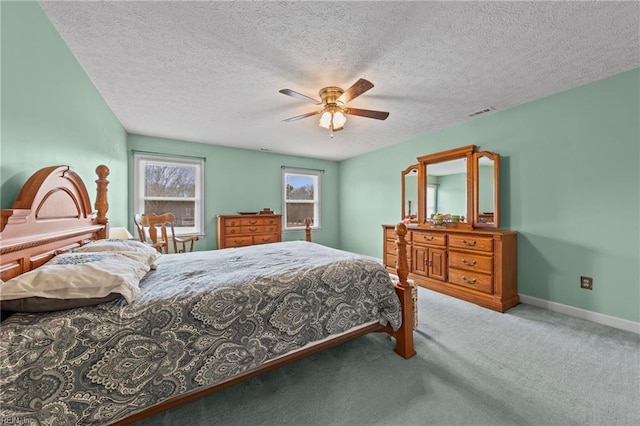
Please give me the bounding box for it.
[95,165,110,239]
[304,217,312,242]
[393,222,416,359]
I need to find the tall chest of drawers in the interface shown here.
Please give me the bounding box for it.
[382,225,518,312]
[217,214,282,249]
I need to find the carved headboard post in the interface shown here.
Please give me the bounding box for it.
[95,165,110,239]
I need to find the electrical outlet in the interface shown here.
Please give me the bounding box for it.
[580,276,593,290]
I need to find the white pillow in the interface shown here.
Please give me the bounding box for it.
[0,252,150,305]
[73,238,161,269]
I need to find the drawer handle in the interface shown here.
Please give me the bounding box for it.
[248,227,258,232]
[462,259,477,266]
[248,220,258,225]
[229,229,236,234]
[423,235,434,241]
[462,240,476,247]
[462,276,477,284]
[234,239,244,244]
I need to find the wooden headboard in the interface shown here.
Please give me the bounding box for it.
[0,165,110,281]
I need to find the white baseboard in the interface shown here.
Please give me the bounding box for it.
[519,294,640,334]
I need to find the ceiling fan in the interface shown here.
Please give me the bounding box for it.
[279,78,389,136]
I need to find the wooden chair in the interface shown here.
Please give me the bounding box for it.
[134,213,199,254]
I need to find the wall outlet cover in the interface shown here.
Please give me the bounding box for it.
[580,276,593,290]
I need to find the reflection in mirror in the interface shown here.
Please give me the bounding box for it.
[426,158,467,223]
[402,165,419,222]
[474,151,500,228]
[477,157,495,223]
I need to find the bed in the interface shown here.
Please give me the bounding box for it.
[0,165,415,425]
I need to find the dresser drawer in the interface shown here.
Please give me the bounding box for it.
[264,225,280,233]
[448,268,493,294]
[239,217,263,226]
[386,240,398,255]
[449,235,493,252]
[412,232,446,246]
[224,236,253,247]
[385,228,397,240]
[253,234,280,245]
[224,226,242,235]
[449,252,493,274]
[262,217,280,226]
[224,218,242,227]
[240,225,265,234]
[384,252,397,269]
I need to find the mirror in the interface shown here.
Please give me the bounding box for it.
[417,145,474,228]
[426,158,468,221]
[473,151,500,228]
[401,165,419,222]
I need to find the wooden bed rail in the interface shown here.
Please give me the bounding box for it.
[390,222,416,358]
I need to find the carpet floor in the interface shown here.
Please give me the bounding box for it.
[137,287,640,426]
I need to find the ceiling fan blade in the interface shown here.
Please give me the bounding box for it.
[347,108,389,120]
[337,78,374,104]
[279,89,321,105]
[282,110,320,122]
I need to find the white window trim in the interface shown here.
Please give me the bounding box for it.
[282,168,321,232]
[133,153,205,237]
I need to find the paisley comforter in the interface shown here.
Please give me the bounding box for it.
[0,241,401,425]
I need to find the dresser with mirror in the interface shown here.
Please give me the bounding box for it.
[384,145,518,312]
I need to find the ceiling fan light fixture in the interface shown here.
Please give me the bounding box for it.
[319,106,346,131]
[333,110,347,129]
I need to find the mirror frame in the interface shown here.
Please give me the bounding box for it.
[401,164,419,222]
[473,151,500,228]
[417,145,475,229]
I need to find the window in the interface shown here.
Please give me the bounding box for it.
[134,154,204,236]
[282,168,321,231]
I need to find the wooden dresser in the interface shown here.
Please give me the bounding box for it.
[382,225,518,312]
[217,214,282,249]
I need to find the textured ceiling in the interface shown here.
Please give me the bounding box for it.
[41,1,639,161]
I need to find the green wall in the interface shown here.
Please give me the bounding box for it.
[339,69,640,323]
[128,134,340,250]
[0,1,128,226]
